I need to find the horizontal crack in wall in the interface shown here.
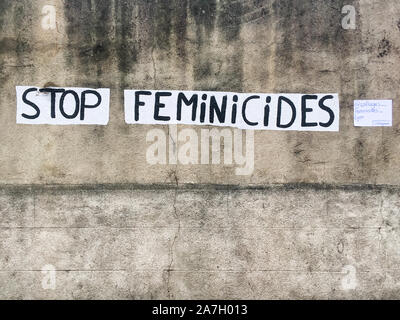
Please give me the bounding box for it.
[0,182,399,192]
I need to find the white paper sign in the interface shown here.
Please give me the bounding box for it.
[16,86,110,125]
[125,90,340,131]
[354,100,392,127]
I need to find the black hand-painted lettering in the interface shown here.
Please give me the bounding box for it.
[277,96,296,128]
[264,96,271,127]
[200,94,207,123]
[177,93,198,121]
[209,95,227,124]
[301,95,318,127]
[318,95,335,128]
[39,88,65,118]
[242,95,260,126]
[21,88,40,120]
[154,92,172,121]
[80,90,102,121]
[59,90,80,119]
[135,91,152,121]
[231,95,238,124]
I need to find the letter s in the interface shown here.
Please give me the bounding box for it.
[319,95,335,128]
[22,88,40,119]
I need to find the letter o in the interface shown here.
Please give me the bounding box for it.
[59,90,80,119]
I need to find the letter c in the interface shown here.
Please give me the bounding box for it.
[242,95,260,126]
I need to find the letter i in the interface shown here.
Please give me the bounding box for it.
[200,94,207,123]
[264,96,271,127]
[231,95,238,124]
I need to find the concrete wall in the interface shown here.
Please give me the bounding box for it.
[1,0,400,299]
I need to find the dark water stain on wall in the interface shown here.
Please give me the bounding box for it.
[0,1,33,132]
[153,0,173,51]
[147,0,189,60]
[378,37,391,58]
[217,0,244,91]
[241,0,270,24]
[116,1,185,83]
[0,1,11,88]
[190,0,245,92]
[189,0,217,35]
[218,0,243,42]
[353,138,375,180]
[272,0,352,71]
[64,1,116,144]
[12,1,33,59]
[272,0,362,93]
[115,0,137,87]
[4,1,34,88]
[189,0,217,90]
[172,0,188,60]
[0,1,9,30]
[0,1,10,92]
[272,0,372,182]
[64,0,113,86]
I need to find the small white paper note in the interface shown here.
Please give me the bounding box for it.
[354,100,392,127]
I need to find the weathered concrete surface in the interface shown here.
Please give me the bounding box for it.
[0,0,400,185]
[0,184,399,299]
[1,0,400,299]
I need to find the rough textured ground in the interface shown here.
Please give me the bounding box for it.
[1,0,400,299]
